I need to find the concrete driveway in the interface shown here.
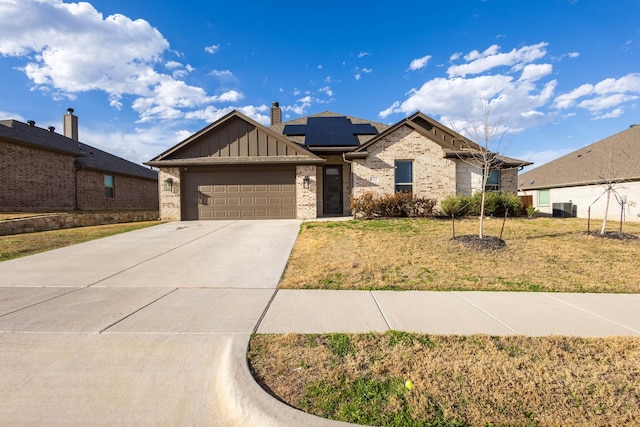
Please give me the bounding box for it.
[0,220,343,426]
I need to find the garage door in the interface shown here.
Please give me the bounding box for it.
[183,166,296,220]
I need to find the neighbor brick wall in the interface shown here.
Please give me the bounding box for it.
[76,169,158,211]
[158,167,181,220]
[352,126,457,205]
[0,141,76,210]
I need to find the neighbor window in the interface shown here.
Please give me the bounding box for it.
[104,175,114,198]
[538,189,550,206]
[395,160,413,194]
[484,169,500,192]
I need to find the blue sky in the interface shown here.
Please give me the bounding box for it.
[1,0,639,170]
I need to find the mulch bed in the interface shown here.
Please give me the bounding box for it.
[451,234,507,251]
[587,231,639,241]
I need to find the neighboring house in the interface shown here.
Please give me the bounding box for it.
[518,124,640,221]
[0,109,158,212]
[146,103,530,221]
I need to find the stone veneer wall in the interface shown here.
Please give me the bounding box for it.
[352,126,457,206]
[0,211,159,236]
[158,167,181,221]
[296,165,317,219]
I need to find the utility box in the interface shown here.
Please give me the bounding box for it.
[552,202,573,218]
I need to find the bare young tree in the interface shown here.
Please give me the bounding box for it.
[452,99,508,239]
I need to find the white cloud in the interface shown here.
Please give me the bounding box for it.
[0,110,25,121]
[318,86,333,97]
[0,0,238,123]
[594,108,624,120]
[408,55,431,71]
[553,73,640,117]
[447,43,548,77]
[516,147,577,171]
[358,52,370,58]
[568,52,580,58]
[283,96,313,115]
[204,44,220,54]
[361,68,373,74]
[379,42,640,135]
[354,74,361,80]
[184,104,268,125]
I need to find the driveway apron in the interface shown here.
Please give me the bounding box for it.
[0,220,339,426]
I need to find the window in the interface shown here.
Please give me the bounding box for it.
[538,189,550,206]
[104,175,114,198]
[484,169,500,192]
[395,160,413,194]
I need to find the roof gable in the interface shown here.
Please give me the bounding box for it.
[349,112,531,168]
[519,125,640,190]
[147,110,324,166]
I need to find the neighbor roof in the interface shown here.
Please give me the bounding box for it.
[0,119,86,157]
[75,143,158,181]
[519,125,640,190]
[0,119,157,181]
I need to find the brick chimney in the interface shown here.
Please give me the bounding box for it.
[270,101,282,125]
[63,107,78,141]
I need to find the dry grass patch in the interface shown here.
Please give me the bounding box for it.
[0,221,161,261]
[248,333,640,426]
[279,218,640,293]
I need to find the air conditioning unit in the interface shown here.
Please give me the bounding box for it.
[552,202,573,218]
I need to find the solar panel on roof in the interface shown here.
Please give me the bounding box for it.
[282,116,379,147]
[351,123,378,135]
[282,124,307,136]
[305,117,359,147]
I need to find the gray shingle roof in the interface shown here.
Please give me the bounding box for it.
[519,125,640,190]
[0,119,86,157]
[1,119,157,181]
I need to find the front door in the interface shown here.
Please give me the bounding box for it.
[323,165,343,215]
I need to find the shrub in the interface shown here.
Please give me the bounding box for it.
[440,194,473,217]
[350,192,436,219]
[439,192,523,217]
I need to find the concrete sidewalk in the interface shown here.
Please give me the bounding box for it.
[257,290,640,337]
[1,219,639,426]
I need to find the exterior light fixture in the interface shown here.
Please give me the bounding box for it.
[303,176,310,190]
[163,177,174,192]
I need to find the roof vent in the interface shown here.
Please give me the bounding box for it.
[27,120,35,127]
[48,126,55,132]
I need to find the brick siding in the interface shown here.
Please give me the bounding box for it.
[76,170,158,211]
[352,126,457,205]
[0,141,76,210]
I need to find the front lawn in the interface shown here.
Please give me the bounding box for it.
[279,217,640,293]
[248,332,640,426]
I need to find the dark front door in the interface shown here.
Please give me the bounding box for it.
[323,165,343,215]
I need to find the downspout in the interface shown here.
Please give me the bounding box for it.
[342,153,354,214]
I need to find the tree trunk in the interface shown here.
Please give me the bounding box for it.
[479,191,486,239]
[600,187,611,235]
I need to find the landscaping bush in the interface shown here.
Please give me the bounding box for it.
[439,192,523,217]
[350,192,436,219]
[440,194,473,217]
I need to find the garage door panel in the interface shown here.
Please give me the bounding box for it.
[184,167,296,220]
